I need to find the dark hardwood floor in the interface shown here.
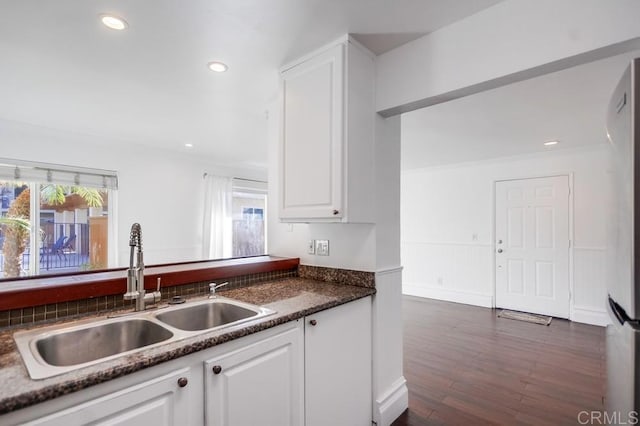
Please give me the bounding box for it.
[392,296,606,426]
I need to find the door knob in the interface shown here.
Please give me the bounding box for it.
[497,249,503,253]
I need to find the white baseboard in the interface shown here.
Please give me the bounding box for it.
[403,284,494,308]
[571,306,610,327]
[374,377,408,426]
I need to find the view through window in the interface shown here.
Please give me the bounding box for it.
[0,160,116,279]
[231,178,266,258]
[232,191,266,257]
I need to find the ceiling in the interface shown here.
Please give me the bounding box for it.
[0,0,502,172]
[401,50,640,170]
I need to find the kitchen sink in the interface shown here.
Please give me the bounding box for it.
[155,299,274,332]
[14,297,275,380]
[14,318,174,379]
[35,319,173,367]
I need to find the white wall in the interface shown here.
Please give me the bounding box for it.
[401,145,612,326]
[376,0,640,115]
[0,118,266,267]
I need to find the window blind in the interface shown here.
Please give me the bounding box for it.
[0,158,118,190]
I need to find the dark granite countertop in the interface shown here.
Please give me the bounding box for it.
[0,277,375,415]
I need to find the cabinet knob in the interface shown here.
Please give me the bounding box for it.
[177,377,188,388]
[332,210,339,215]
[497,249,503,253]
[309,319,317,326]
[212,365,223,375]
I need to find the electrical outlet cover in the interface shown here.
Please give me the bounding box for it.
[315,239,329,256]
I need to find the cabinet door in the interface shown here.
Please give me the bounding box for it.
[280,43,344,221]
[204,325,303,426]
[28,368,194,426]
[305,296,372,426]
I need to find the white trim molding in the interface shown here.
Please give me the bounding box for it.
[403,284,494,308]
[374,377,408,426]
[376,266,403,276]
[572,306,610,327]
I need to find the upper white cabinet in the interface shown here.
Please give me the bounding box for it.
[279,37,375,222]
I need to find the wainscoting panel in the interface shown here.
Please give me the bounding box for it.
[572,246,609,326]
[401,241,492,307]
[402,242,610,325]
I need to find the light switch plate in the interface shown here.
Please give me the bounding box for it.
[307,240,316,255]
[315,239,329,256]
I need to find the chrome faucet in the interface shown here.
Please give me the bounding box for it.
[209,282,229,298]
[124,223,161,311]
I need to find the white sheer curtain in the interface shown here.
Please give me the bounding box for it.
[202,175,233,259]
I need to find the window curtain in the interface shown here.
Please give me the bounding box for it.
[202,175,233,259]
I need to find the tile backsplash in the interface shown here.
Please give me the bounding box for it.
[0,267,298,328]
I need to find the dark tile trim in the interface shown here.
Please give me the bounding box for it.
[0,268,298,327]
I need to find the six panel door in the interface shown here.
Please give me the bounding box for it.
[495,176,570,318]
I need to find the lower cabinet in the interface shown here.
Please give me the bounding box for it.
[27,367,195,426]
[203,325,303,426]
[2,298,372,426]
[305,296,372,426]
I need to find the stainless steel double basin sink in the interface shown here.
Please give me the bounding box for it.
[14,298,275,380]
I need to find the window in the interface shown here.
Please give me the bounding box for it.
[233,192,266,257]
[0,159,117,279]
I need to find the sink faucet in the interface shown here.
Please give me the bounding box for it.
[124,223,161,311]
[209,282,229,298]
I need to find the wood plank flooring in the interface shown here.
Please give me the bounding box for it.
[392,296,606,426]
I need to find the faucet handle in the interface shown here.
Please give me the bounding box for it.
[209,282,229,296]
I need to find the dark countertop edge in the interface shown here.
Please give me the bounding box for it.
[0,283,375,414]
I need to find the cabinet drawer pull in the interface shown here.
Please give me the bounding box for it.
[177,377,188,388]
[309,319,317,326]
[332,210,339,215]
[212,365,223,375]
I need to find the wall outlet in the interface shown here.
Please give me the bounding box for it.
[307,240,316,255]
[315,239,329,256]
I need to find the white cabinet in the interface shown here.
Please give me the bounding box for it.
[305,296,372,426]
[279,37,375,223]
[2,301,373,426]
[203,324,303,426]
[26,368,195,426]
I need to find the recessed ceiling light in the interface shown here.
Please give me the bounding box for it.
[543,140,559,146]
[100,14,128,31]
[184,143,194,148]
[207,61,228,73]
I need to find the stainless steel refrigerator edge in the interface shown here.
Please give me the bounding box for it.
[606,57,640,417]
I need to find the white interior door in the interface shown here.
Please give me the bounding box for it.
[495,176,570,318]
